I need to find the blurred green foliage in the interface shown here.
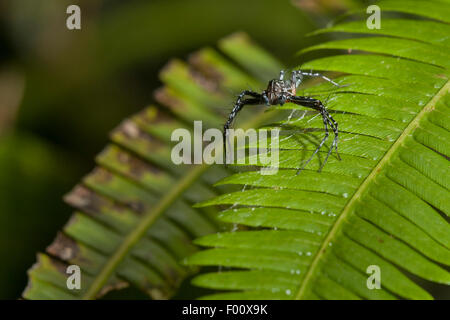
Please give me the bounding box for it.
[0,0,363,299]
[0,132,80,298]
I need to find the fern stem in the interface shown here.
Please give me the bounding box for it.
[83,163,209,299]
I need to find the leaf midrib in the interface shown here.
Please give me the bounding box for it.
[82,107,278,299]
[295,80,450,300]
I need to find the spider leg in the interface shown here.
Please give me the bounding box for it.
[224,91,263,164]
[323,110,341,160]
[295,70,342,88]
[320,116,336,172]
[315,91,341,161]
[288,96,331,174]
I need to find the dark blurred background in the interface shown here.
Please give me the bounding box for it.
[0,0,364,299]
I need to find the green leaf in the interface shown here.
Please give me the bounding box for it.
[186,1,450,300]
[22,33,283,300]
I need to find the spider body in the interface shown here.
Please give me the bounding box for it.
[265,79,296,105]
[224,70,342,173]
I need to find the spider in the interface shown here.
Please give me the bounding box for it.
[223,70,343,174]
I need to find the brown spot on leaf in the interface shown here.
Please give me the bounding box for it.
[89,167,114,184]
[64,185,93,209]
[189,51,225,91]
[187,63,221,93]
[112,119,166,155]
[116,149,162,177]
[65,185,129,216]
[154,87,185,112]
[47,232,80,261]
[120,120,140,139]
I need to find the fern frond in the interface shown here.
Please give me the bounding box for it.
[186,0,450,300]
[22,34,283,299]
